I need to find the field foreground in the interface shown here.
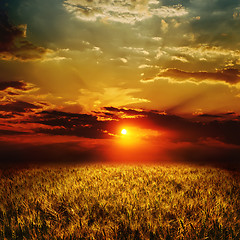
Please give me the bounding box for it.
[0,165,240,239]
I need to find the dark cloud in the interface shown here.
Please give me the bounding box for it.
[31,110,112,139]
[181,0,239,13]
[223,112,236,116]
[31,107,240,149]
[0,129,29,135]
[187,0,240,47]
[40,110,96,119]
[0,100,41,113]
[104,107,240,146]
[5,0,73,49]
[197,114,222,118]
[6,91,19,96]
[0,10,49,61]
[103,106,144,116]
[34,110,98,127]
[0,113,14,119]
[168,140,240,171]
[0,80,28,91]
[158,68,240,84]
[0,10,24,51]
[0,107,240,170]
[152,115,240,146]
[36,127,110,139]
[146,112,240,146]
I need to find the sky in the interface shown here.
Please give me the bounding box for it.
[0,0,240,169]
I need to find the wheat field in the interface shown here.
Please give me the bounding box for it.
[0,165,240,239]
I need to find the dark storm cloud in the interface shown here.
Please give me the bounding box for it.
[197,114,222,118]
[0,9,49,61]
[0,101,41,113]
[5,0,72,48]
[31,110,112,139]
[0,10,24,50]
[168,141,240,171]
[180,120,240,146]
[1,107,240,170]
[0,129,29,135]
[34,110,98,127]
[144,0,240,49]
[104,107,240,146]
[158,68,240,84]
[0,80,28,91]
[29,107,240,149]
[31,107,240,170]
[185,0,240,47]
[149,114,240,146]
[144,112,240,146]
[177,0,239,12]
[223,112,236,116]
[36,127,109,139]
[104,106,144,115]
[0,113,14,119]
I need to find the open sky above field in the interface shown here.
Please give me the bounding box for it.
[0,0,240,169]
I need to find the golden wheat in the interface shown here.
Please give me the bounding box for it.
[0,165,239,239]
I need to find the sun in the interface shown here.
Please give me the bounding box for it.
[121,129,127,135]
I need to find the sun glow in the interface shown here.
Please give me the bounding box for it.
[121,129,127,135]
[106,126,163,164]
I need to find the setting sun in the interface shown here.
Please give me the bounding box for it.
[121,129,127,135]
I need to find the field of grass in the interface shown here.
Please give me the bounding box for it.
[0,164,240,239]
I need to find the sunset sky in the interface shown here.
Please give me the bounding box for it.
[1,0,240,169]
